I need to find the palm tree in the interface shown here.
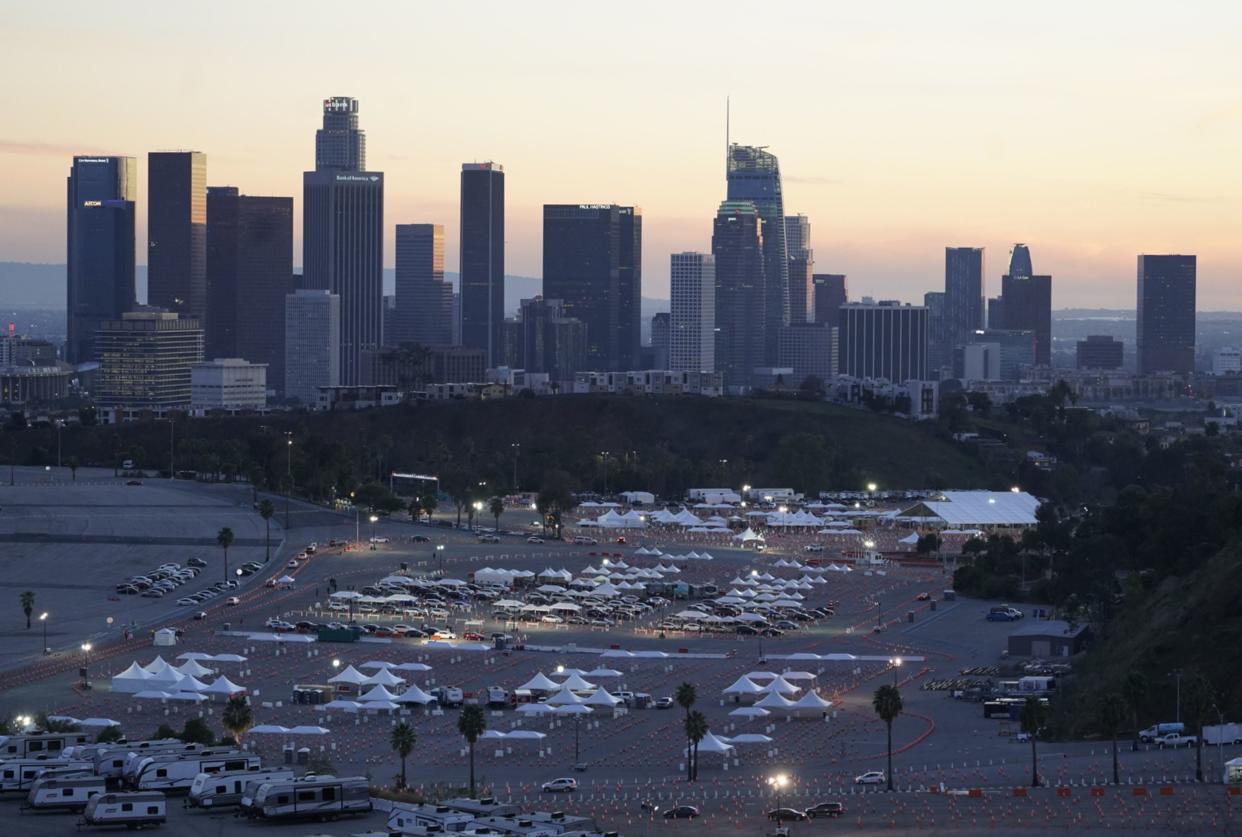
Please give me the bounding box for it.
[675,682,697,782]
[1099,692,1128,785]
[257,500,275,561]
[1020,696,1049,787]
[1122,672,1147,752]
[216,527,235,583]
[872,685,904,791]
[65,456,80,481]
[19,591,34,629]
[684,710,708,781]
[489,496,505,533]
[457,704,486,797]
[221,695,253,745]
[1182,673,1215,783]
[390,722,416,789]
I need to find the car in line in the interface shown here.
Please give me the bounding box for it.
[370,536,391,544]
[541,777,577,793]
[478,534,500,544]
[766,808,808,822]
[806,801,846,818]
[662,805,700,819]
[654,697,674,710]
[854,771,886,785]
[526,536,545,544]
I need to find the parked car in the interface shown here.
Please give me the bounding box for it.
[541,777,577,793]
[854,771,886,785]
[527,537,545,544]
[369,536,391,544]
[478,534,500,544]
[766,808,808,822]
[572,536,598,546]
[916,592,931,601]
[654,697,674,709]
[225,597,240,606]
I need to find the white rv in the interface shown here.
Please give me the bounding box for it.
[25,773,108,810]
[240,775,371,820]
[92,740,206,780]
[79,791,166,828]
[387,801,477,833]
[0,758,94,791]
[188,767,294,808]
[133,752,258,792]
[0,731,92,758]
[121,745,235,785]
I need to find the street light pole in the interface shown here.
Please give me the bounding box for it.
[81,642,92,689]
[511,442,520,493]
[1171,669,1184,723]
[39,612,48,655]
[56,422,62,469]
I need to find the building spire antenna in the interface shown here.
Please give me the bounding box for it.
[725,96,730,175]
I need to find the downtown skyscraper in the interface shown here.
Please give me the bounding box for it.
[66,155,136,363]
[394,224,453,347]
[1137,254,1196,375]
[712,201,767,391]
[727,145,788,364]
[999,243,1052,366]
[543,204,642,371]
[784,214,813,325]
[943,246,986,363]
[147,151,206,323]
[205,187,293,389]
[460,163,505,366]
[670,252,715,373]
[303,97,383,385]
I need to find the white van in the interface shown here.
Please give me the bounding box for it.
[133,752,258,792]
[188,767,294,808]
[26,773,107,810]
[79,791,166,828]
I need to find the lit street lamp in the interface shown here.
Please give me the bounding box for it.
[81,642,93,689]
[767,773,789,826]
[369,514,379,546]
[436,543,446,576]
[39,612,48,655]
[891,656,903,685]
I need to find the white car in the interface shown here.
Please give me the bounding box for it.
[854,771,886,785]
[176,597,198,606]
[541,777,577,793]
[226,596,241,606]
[527,536,545,544]
[430,630,457,640]
[370,536,391,544]
[540,615,564,624]
[287,559,300,568]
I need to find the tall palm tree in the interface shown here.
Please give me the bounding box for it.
[457,705,486,797]
[675,682,697,782]
[390,722,416,789]
[1099,692,1129,785]
[19,591,35,629]
[1020,696,1049,787]
[1122,672,1147,752]
[65,456,80,481]
[684,710,708,782]
[1182,673,1215,783]
[489,496,504,533]
[872,685,904,791]
[222,695,253,745]
[216,527,235,583]
[257,500,275,561]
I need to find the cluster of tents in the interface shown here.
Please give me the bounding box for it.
[110,655,247,701]
[323,661,438,711]
[579,509,647,529]
[722,671,834,716]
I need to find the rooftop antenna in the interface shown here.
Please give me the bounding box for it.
[725,96,730,175]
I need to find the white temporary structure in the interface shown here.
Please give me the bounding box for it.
[558,672,596,691]
[110,662,156,694]
[722,676,765,696]
[361,669,406,688]
[395,684,436,705]
[518,672,560,693]
[176,659,214,678]
[755,691,797,710]
[545,686,586,706]
[357,684,399,702]
[201,676,246,696]
[327,665,369,686]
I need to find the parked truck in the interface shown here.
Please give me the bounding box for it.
[1155,732,1197,749]
[1203,723,1242,746]
[1139,722,1185,743]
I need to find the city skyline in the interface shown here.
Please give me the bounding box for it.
[3,3,1242,307]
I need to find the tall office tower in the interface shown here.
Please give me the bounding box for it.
[837,301,929,381]
[542,204,641,371]
[518,297,587,381]
[923,291,947,375]
[147,151,206,323]
[784,215,813,325]
[670,252,716,373]
[66,156,136,363]
[1000,275,1052,366]
[315,97,366,172]
[812,273,847,325]
[728,145,787,363]
[460,163,505,365]
[650,313,670,369]
[284,289,340,404]
[1009,243,1033,278]
[778,323,838,385]
[95,310,204,407]
[304,98,383,384]
[394,224,453,347]
[1137,254,1196,375]
[712,201,767,390]
[382,295,398,345]
[987,296,1004,330]
[1077,335,1124,370]
[205,187,293,391]
[944,246,985,358]
[967,329,1036,380]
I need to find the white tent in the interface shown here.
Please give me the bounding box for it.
[552,703,593,716]
[201,676,246,696]
[176,659,214,678]
[790,690,833,712]
[153,628,177,647]
[722,676,765,696]
[587,667,622,678]
[733,527,765,542]
[249,724,289,735]
[361,669,406,688]
[110,662,155,694]
[729,706,771,718]
[725,733,774,744]
[173,675,210,692]
[393,662,433,672]
[327,665,368,685]
[516,703,556,716]
[518,672,560,693]
[545,686,586,706]
[395,684,436,705]
[688,731,734,756]
[582,688,622,707]
[358,684,399,702]
[755,691,797,710]
[323,700,362,712]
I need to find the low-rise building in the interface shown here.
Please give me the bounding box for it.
[191,358,267,411]
[316,385,401,411]
[572,370,723,397]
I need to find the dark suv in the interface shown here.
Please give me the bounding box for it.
[806,801,846,818]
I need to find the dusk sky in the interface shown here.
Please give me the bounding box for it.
[3,1,1241,307]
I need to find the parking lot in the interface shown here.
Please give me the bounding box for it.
[0,475,1237,835]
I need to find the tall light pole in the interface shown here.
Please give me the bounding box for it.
[369,514,378,545]
[436,543,445,576]
[81,642,92,689]
[768,773,788,825]
[39,612,48,655]
[599,450,611,495]
[510,442,520,493]
[166,416,175,479]
[55,422,62,469]
[1170,669,1183,723]
[284,432,293,528]
[891,656,902,685]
